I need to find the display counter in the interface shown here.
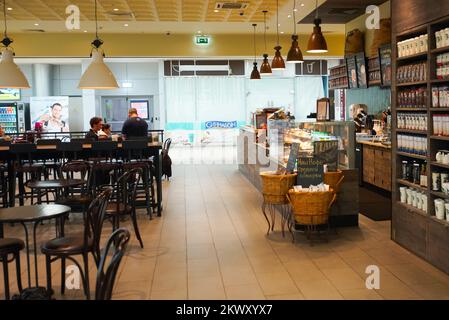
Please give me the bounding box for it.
[238,122,359,227]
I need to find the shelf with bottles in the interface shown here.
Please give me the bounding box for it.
[398,86,428,110]
[397,133,428,157]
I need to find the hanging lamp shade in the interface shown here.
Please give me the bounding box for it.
[287,35,304,63]
[307,18,328,53]
[0,47,30,89]
[250,62,261,80]
[272,46,286,70]
[260,54,272,75]
[78,49,119,89]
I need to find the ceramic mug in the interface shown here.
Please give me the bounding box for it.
[433,172,441,191]
[421,194,428,212]
[412,190,418,207]
[444,153,449,165]
[400,187,407,203]
[436,151,444,162]
[406,188,413,205]
[435,199,445,219]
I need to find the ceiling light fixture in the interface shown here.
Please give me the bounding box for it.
[286,0,304,64]
[271,0,285,70]
[259,10,272,75]
[113,8,119,11]
[250,24,261,80]
[78,0,118,89]
[307,0,328,53]
[0,0,30,89]
[6,7,11,10]
[124,23,128,27]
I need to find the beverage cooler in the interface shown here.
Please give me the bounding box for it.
[0,103,20,134]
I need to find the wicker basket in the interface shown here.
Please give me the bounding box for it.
[260,172,297,205]
[287,190,336,225]
[324,171,344,194]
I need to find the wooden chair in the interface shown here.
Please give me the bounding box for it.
[287,190,336,245]
[41,188,112,300]
[105,169,144,248]
[95,228,130,300]
[0,238,24,300]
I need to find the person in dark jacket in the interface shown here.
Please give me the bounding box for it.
[85,117,103,141]
[121,108,148,139]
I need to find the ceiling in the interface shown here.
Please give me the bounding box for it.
[0,0,345,34]
[300,0,388,24]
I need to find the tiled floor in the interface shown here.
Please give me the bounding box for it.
[1,164,449,300]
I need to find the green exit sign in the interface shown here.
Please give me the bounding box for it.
[195,36,210,45]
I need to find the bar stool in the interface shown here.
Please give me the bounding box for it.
[10,143,45,206]
[0,165,8,208]
[122,140,155,218]
[90,141,121,196]
[57,141,84,164]
[0,238,24,300]
[36,139,62,179]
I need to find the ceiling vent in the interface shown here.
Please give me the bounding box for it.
[22,29,45,33]
[106,11,135,18]
[215,2,249,10]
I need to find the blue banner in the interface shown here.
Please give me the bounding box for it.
[204,121,238,129]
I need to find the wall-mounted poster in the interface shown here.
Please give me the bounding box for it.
[346,55,358,89]
[30,96,70,133]
[355,52,368,89]
[0,88,20,101]
[379,44,392,87]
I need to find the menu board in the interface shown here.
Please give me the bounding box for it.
[314,140,339,171]
[129,100,149,119]
[297,157,325,188]
[346,55,358,89]
[356,52,368,89]
[379,44,392,87]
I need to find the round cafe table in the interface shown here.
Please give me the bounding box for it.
[27,179,87,204]
[0,204,71,300]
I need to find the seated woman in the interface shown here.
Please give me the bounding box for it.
[98,123,112,140]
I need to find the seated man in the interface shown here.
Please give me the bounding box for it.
[121,108,148,139]
[85,117,103,141]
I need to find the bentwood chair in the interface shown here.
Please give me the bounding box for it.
[0,238,24,300]
[0,164,8,208]
[105,169,144,248]
[90,141,121,196]
[36,139,62,179]
[122,140,156,217]
[95,228,130,300]
[41,188,112,300]
[56,161,94,216]
[10,143,45,206]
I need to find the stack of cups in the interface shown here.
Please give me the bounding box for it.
[400,187,428,213]
[434,199,446,220]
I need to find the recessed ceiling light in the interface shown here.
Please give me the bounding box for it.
[113,8,119,11]
[7,7,12,11]
[124,24,129,27]
[294,8,298,12]
[214,9,219,13]
[278,24,281,27]
[83,30,87,33]
[288,15,291,18]
[280,31,284,34]
[197,31,202,34]
[34,23,39,26]
[301,3,305,7]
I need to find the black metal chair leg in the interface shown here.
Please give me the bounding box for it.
[131,209,144,248]
[15,253,22,293]
[18,173,25,206]
[83,253,90,300]
[60,257,66,294]
[2,255,10,300]
[45,255,52,295]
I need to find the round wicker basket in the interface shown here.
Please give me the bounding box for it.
[287,190,336,225]
[260,171,297,205]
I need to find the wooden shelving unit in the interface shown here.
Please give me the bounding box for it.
[328,64,349,90]
[392,9,449,275]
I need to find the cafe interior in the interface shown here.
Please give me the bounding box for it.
[0,0,449,301]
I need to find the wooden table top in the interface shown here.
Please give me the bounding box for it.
[0,204,71,223]
[27,179,86,189]
[0,141,163,151]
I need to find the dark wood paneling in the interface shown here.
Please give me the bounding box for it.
[392,203,427,259]
[428,219,449,274]
[392,0,449,34]
[229,60,245,75]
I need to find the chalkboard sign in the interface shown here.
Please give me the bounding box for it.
[314,140,339,171]
[286,143,300,173]
[346,55,358,89]
[356,52,368,89]
[297,157,325,188]
[378,44,392,87]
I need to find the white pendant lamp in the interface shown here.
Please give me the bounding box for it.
[0,0,30,89]
[78,0,118,89]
